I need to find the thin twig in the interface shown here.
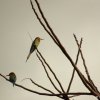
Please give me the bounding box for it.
[73,34,91,80]
[73,34,99,93]
[68,92,92,95]
[0,73,99,99]
[0,74,62,97]
[36,49,65,93]
[67,38,83,93]
[34,0,60,45]
[36,49,69,99]
[30,78,54,94]
[30,0,91,93]
[21,78,54,94]
[30,0,59,46]
[16,84,60,96]
[30,0,100,98]
[36,53,62,94]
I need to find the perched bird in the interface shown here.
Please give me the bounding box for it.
[26,37,43,62]
[6,72,17,87]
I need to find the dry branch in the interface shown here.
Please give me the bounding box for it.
[0,73,98,99]
[22,78,55,94]
[30,0,59,46]
[0,0,100,100]
[67,38,83,93]
[0,74,61,97]
[36,52,62,94]
[36,49,65,93]
[73,34,100,94]
[73,34,91,81]
[30,0,100,98]
[36,49,69,99]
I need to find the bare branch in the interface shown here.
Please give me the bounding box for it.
[73,34,91,80]
[21,78,55,94]
[36,53,62,94]
[30,78,64,98]
[73,34,99,93]
[36,49,65,93]
[29,0,100,99]
[67,38,83,93]
[34,0,61,45]
[30,0,95,94]
[0,0,100,100]
[30,78,54,93]
[30,0,59,46]
[0,74,61,97]
[0,73,99,99]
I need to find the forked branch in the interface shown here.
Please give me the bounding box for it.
[36,49,65,93]
[67,38,83,93]
[0,0,100,100]
[0,74,61,97]
[30,0,100,98]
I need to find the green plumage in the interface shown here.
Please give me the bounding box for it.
[7,72,16,87]
[26,37,42,62]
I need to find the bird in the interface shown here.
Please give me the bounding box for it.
[6,72,17,87]
[26,37,43,62]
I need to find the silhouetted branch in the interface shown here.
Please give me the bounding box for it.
[30,0,59,46]
[22,78,64,99]
[73,34,100,93]
[67,38,83,93]
[0,74,61,97]
[30,0,88,91]
[30,0,100,98]
[0,0,100,100]
[1,73,99,99]
[36,52,62,94]
[34,0,61,46]
[73,34,91,80]
[36,49,65,93]
[36,49,70,99]
[22,78,55,94]
[30,78,54,93]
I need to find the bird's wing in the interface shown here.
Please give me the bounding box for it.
[30,41,36,53]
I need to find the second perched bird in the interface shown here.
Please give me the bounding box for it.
[6,72,17,87]
[26,37,43,62]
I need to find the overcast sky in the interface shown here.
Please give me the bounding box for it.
[0,0,100,100]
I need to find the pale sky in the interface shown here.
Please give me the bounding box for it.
[0,0,100,100]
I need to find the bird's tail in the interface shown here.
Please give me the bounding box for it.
[26,53,31,62]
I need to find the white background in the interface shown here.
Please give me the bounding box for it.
[0,0,100,100]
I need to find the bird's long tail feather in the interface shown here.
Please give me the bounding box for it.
[26,53,31,62]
